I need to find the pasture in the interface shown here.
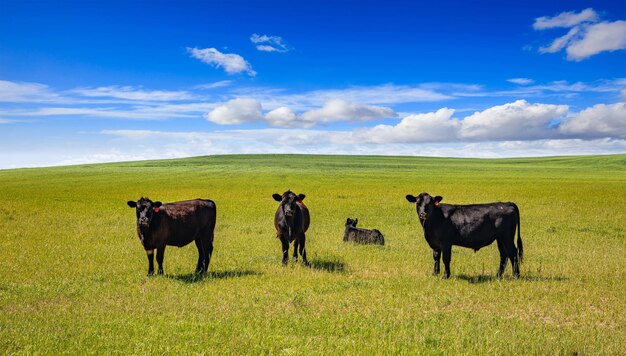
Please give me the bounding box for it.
[1,154,625,354]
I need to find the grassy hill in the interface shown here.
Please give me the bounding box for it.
[1,154,625,354]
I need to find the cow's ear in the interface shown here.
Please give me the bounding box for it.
[272,194,282,202]
[434,196,443,204]
[127,201,137,208]
[354,218,358,226]
[405,195,417,203]
[297,193,306,201]
[153,201,162,208]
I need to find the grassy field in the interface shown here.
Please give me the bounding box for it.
[1,154,625,354]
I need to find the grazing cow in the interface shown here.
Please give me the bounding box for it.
[343,218,385,245]
[405,192,523,279]
[127,197,216,276]
[273,190,310,266]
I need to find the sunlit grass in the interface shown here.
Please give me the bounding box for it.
[1,154,625,354]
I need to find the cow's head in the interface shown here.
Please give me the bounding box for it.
[346,218,358,227]
[273,190,305,220]
[127,197,162,230]
[405,192,442,220]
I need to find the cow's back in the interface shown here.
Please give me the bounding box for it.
[441,202,517,247]
[157,199,216,247]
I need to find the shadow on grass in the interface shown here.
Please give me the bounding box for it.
[167,269,261,283]
[456,273,568,284]
[309,257,346,273]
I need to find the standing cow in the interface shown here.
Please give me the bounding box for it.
[127,197,217,276]
[273,190,310,266]
[405,192,523,279]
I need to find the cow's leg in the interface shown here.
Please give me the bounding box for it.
[203,237,213,273]
[496,239,507,278]
[280,236,289,266]
[156,246,165,275]
[293,239,299,262]
[194,239,205,274]
[146,249,155,276]
[442,245,452,279]
[298,234,309,267]
[503,238,520,278]
[432,249,441,276]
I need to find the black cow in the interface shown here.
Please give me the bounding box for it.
[344,218,385,245]
[127,197,217,276]
[273,190,310,266]
[405,192,523,279]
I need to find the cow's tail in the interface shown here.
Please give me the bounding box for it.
[513,203,523,264]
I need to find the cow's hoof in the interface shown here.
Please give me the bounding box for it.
[432,271,440,276]
[303,261,310,268]
[147,271,154,277]
[281,261,288,266]
[442,274,450,279]
[158,270,164,275]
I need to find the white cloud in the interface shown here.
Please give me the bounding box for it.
[534,9,626,61]
[243,84,453,111]
[206,98,264,124]
[352,108,459,144]
[459,100,568,141]
[205,98,396,127]
[70,86,195,101]
[187,47,256,76]
[0,80,61,103]
[507,78,535,85]
[566,21,626,61]
[533,8,598,30]
[539,27,581,53]
[194,80,233,90]
[300,99,396,124]
[250,34,289,53]
[265,107,301,127]
[559,103,626,138]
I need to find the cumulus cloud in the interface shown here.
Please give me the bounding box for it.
[206,98,264,124]
[300,99,396,124]
[352,108,459,144]
[265,107,301,127]
[534,8,626,61]
[345,101,571,144]
[250,34,289,52]
[507,78,535,85]
[187,47,256,76]
[559,103,626,138]
[205,98,396,127]
[459,100,568,141]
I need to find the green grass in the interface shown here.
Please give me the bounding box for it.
[1,154,625,354]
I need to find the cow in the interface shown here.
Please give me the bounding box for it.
[273,190,310,266]
[343,218,385,245]
[127,197,216,276]
[405,192,523,279]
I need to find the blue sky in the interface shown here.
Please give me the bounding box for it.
[1,0,625,168]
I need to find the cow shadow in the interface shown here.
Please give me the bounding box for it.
[309,257,346,273]
[167,269,261,283]
[456,273,568,284]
